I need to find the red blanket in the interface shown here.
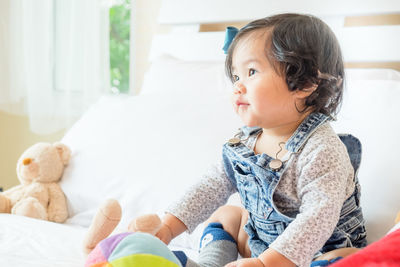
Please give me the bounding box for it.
[331,228,400,266]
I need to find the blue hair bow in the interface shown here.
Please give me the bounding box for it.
[222,26,239,54]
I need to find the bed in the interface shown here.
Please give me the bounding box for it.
[1,1,400,266]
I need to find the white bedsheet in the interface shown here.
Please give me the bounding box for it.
[0,214,86,267]
[0,214,200,266]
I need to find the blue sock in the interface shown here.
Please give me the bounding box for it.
[310,256,343,267]
[197,222,238,267]
[199,222,236,249]
[173,223,238,267]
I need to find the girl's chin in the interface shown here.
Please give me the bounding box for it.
[244,123,259,127]
[239,118,259,127]
[235,111,259,127]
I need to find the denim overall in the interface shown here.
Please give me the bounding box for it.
[222,113,367,261]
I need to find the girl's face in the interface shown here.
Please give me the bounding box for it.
[230,31,309,130]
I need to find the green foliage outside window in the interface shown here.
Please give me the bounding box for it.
[110,0,130,93]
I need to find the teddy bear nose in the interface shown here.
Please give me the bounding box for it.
[23,158,32,165]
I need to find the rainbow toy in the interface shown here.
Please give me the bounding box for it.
[85,232,182,267]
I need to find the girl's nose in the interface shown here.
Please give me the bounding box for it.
[233,82,246,94]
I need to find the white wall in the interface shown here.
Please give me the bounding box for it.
[1,0,163,189]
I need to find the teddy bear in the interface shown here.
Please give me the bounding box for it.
[0,142,70,223]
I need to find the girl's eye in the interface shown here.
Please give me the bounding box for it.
[249,69,256,76]
[232,75,239,82]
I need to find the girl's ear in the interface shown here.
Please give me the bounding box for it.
[293,84,318,99]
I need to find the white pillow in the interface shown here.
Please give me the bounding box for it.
[332,69,400,243]
[345,68,400,82]
[60,93,241,229]
[140,55,231,96]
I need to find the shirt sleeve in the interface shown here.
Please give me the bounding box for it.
[166,160,237,233]
[269,137,354,267]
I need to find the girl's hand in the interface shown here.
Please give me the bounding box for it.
[225,258,265,267]
[128,214,174,245]
[155,223,173,245]
[157,213,188,245]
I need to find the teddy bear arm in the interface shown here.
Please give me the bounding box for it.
[2,184,27,207]
[3,184,24,198]
[47,183,68,223]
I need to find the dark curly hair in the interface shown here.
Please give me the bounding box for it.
[225,13,344,117]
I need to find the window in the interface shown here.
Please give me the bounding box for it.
[109,0,131,93]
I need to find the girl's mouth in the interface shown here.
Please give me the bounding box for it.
[236,100,249,106]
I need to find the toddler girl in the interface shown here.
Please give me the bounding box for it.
[84,13,367,267]
[157,13,367,267]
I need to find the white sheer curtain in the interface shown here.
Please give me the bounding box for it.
[0,0,110,134]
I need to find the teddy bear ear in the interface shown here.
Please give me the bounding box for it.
[53,142,71,166]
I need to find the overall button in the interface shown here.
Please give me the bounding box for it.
[228,137,241,146]
[269,159,282,171]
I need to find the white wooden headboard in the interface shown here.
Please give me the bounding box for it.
[159,0,400,24]
[150,0,400,70]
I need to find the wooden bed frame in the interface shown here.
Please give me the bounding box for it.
[150,0,400,71]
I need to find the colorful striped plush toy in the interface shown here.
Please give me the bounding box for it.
[85,231,182,267]
[83,200,183,267]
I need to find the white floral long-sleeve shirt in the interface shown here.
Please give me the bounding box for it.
[167,122,355,267]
